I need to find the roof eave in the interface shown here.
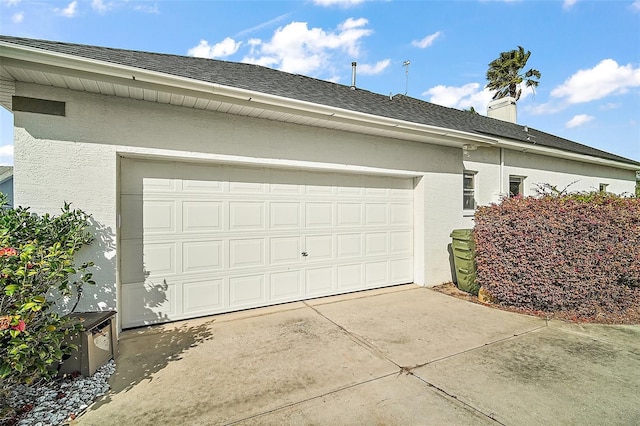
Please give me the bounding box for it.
[492,138,639,171]
[1,40,499,149]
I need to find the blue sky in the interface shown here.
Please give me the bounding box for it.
[1,0,639,165]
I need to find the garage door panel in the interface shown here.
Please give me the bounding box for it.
[270,271,303,300]
[229,274,265,308]
[390,231,413,254]
[390,203,413,225]
[365,261,388,287]
[145,242,177,277]
[390,258,413,283]
[120,239,144,284]
[365,203,388,226]
[306,266,334,295]
[365,232,388,256]
[122,281,177,327]
[229,201,265,230]
[228,167,266,193]
[270,237,301,264]
[229,238,265,269]
[183,278,224,314]
[121,160,414,328]
[337,264,363,290]
[143,200,176,233]
[305,235,333,261]
[182,201,223,232]
[337,234,362,258]
[182,240,223,273]
[337,203,362,227]
[120,158,176,195]
[305,202,333,228]
[270,202,301,229]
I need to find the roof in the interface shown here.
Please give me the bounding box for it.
[0,166,13,184]
[1,35,638,168]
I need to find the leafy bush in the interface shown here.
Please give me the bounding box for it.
[473,191,640,322]
[0,195,95,396]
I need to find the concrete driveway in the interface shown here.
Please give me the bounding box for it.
[75,284,640,425]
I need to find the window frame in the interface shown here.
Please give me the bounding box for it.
[463,170,477,210]
[509,175,526,197]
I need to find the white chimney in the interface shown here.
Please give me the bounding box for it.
[351,62,357,90]
[487,96,517,123]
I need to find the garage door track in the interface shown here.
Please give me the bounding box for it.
[75,285,640,425]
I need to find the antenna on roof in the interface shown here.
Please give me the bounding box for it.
[403,60,411,95]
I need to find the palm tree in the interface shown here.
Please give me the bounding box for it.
[486,46,541,101]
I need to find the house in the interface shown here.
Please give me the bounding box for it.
[1,36,637,329]
[0,166,13,207]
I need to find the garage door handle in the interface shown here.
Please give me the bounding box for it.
[301,252,308,257]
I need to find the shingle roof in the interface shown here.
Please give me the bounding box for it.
[1,35,638,166]
[0,166,13,183]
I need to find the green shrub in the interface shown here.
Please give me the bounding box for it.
[473,191,640,321]
[0,195,95,395]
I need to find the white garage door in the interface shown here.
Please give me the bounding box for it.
[120,158,414,328]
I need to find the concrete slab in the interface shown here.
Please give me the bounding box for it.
[71,286,638,425]
[241,373,495,425]
[76,307,396,425]
[413,324,640,425]
[311,286,546,367]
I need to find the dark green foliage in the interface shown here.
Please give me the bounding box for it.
[473,192,640,321]
[1,194,95,417]
[486,46,541,101]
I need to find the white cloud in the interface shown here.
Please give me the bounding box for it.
[313,0,365,7]
[57,0,78,17]
[600,102,620,110]
[0,144,14,165]
[91,0,109,13]
[632,1,640,12]
[236,13,292,37]
[187,38,242,59]
[562,0,578,10]
[566,114,594,128]
[358,59,390,75]
[551,59,640,104]
[2,0,22,6]
[411,31,441,49]
[423,83,495,114]
[242,18,373,75]
[11,11,23,23]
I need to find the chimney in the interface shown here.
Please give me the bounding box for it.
[487,96,517,123]
[351,62,357,90]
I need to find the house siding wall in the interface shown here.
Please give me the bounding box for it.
[12,82,637,314]
[464,146,635,204]
[13,83,470,313]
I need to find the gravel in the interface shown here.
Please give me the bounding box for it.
[2,360,115,426]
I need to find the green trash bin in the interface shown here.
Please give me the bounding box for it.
[450,229,480,295]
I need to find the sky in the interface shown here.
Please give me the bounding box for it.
[1,0,639,166]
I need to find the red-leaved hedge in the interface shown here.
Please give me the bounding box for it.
[473,192,640,322]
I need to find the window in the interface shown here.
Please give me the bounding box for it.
[509,176,525,197]
[599,183,609,192]
[463,171,476,210]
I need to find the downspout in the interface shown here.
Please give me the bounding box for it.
[500,147,505,195]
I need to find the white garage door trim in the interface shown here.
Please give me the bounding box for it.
[119,158,415,328]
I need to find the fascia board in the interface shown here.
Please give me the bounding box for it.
[494,138,640,171]
[1,41,498,148]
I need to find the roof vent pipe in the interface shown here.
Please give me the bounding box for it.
[351,62,357,90]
